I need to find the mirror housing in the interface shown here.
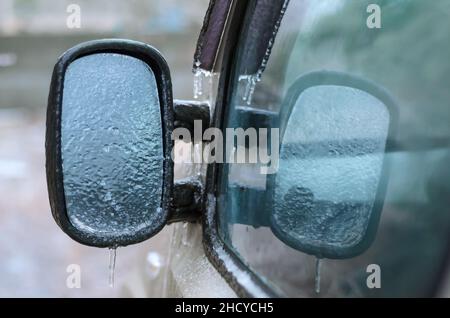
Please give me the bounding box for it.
[46,39,174,248]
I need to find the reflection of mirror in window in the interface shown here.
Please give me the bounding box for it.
[273,85,390,258]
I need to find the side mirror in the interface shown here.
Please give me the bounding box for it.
[271,71,397,259]
[46,39,174,248]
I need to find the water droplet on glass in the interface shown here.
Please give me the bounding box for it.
[108,247,117,288]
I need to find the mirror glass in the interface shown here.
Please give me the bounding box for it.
[61,53,164,238]
[272,85,390,258]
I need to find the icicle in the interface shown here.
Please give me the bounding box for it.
[193,60,214,100]
[238,75,260,105]
[315,257,322,294]
[108,247,117,288]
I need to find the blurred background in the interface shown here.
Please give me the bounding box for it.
[0,0,208,297]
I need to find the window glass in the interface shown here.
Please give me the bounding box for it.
[218,0,450,297]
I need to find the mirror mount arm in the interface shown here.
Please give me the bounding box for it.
[168,178,203,224]
[167,100,210,224]
[174,99,210,136]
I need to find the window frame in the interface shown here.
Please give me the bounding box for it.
[201,0,286,298]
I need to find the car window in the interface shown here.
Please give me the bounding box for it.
[217,0,450,297]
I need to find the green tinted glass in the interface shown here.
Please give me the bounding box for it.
[218,0,450,297]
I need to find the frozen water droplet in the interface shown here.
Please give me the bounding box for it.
[193,68,213,100]
[238,75,260,105]
[146,251,164,279]
[110,127,119,135]
[108,247,117,288]
[315,257,322,294]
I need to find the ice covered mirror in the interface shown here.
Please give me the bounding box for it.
[271,71,396,260]
[46,40,174,247]
[61,53,163,245]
